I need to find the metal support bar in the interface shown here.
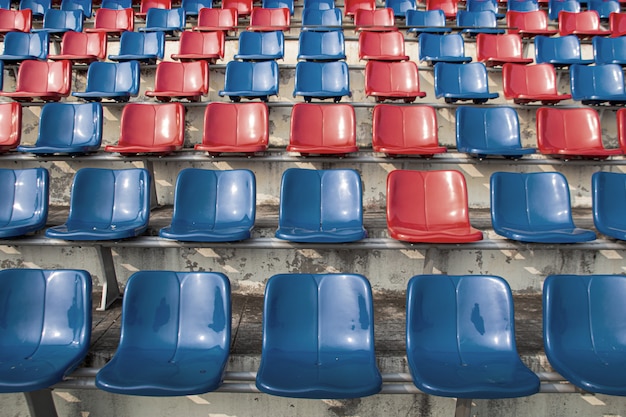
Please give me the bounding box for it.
[454,398,473,417]
[144,159,159,209]
[96,245,121,311]
[24,389,59,417]
[423,247,438,274]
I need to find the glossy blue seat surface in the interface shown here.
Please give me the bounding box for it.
[406,9,452,34]
[433,62,499,103]
[592,171,626,240]
[570,63,626,105]
[301,8,343,30]
[534,34,593,67]
[548,0,580,20]
[160,169,256,242]
[588,0,619,19]
[19,0,50,17]
[593,35,626,65]
[0,0,10,8]
[256,273,382,398]
[406,274,540,399]
[263,0,294,15]
[108,31,165,63]
[466,0,503,18]
[490,171,596,243]
[96,271,231,396]
[0,268,91,393]
[544,274,626,395]
[303,0,335,9]
[61,0,92,18]
[218,60,279,101]
[234,30,285,61]
[181,0,212,15]
[17,103,102,154]
[457,10,505,35]
[456,106,535,158]
[0,168,48,238]
[34,9,83,34]
[386,0,416,16]
[297,29,346,61]
[45,168,150,240]
[72,61,140,102]
[276,168,367,243]
[101,0,131,8]
[138,8,185,33]
[507,0,539,12]
[418,33,472,65]
[293,60,351,102]
[0,31,49,62]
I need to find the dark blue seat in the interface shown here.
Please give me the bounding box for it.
[108,31,165,64]
[263,0,294,15]
[507,0,539,12]
[19,0,50,17]
[543,274,626,395]
[570,63,626,105]
[386,0,416,17]
[548,0,580,20]
[276,168,367,243]
[256,273,382,398]
[96,270,231,396]
[433,62,499,104]
[234,30,285,61]
[181,0,212,16]
[534,34,593,67]
[0,0,10,9]
[490,171,596,243]
[303,0,334,9]
[456,10,505,35]
[466,0,503,19]
[456,106,535,158]
[45,168,150,241]
[160,169,256,242]
[406,9,452,34]
[17,103,102,155]
[592,171,626,241]
[72,61,140,102]
[101,0,131,8]
[293,61,351,102]
[33,9,83,34]
[406,274,540,399]
[418,33,472,65]
[218,60,279,102]
[138,8,185,34]
[298,29,346,60]
[61,0,92,18]
[0,31,48,63]
[301,7,342,30]
[593,35,626,65]
[587,0,619,19]
[0,168,48,238]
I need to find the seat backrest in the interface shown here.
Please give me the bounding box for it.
[0,168,48,227]
[290,102,356,149]
[387,0,416,16]
[457,9,498,28]
[301,7,342,27]
[559,10,602,34]
[434,62,490,95]
[466,0,499,14]
[84,61,140,95]
[426,0,457,18]
[502,63,559,97]
[16,60,71,94]
[344,0,376,16]
[118,103,184,148]
[506,10,550,34]
[406,9,447,27]
[144,7,184,29]
[588,0,619,18]
[61,0,92,18]
[372,104,439,150]
[92,7,133,31]
[153,61,208,94]
[237,30,284,58]
[534,34,583,63]
[299,30,345,60]
[177,30,224,58]
[181,0,212,15]
[536,107,603,153]
[222,0,252,16]
[249,6,289,27]
[294,61,350,93]
[118,30,165,58]
[610,11,626,36]
[570,63,626,99]
[139,0,171,14]
[262,0,294,15]
[2,31,48,59]
[0,8,32,32]
[42,9,83,31]
[476,33,526,62]
[354,7,395,28]
[419,32,466,60]
[19,0,51,16]
[592,171,626,232]
[36,102,102,148]
[456,106,523,152]
[101,0,132,9]
[593,35,626,64]
[507,0,539,12]
[202,102,269,148]
[223,60,279,92]
[303,0,335,10]
[0,102,21,150]
[197,6,237,28]
[365,60,420,93]
[358,30,406,60]
[60,31,106,59]
[548,0,580,19]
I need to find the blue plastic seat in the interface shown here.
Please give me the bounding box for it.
[0,168,48,238]
[592,171,626,241]
[108,31,165,64]
[96,270,231,396]
[0,268,91,393]
[457,10,505,35]
[293,61,351,102]
[548,0,580,20]
[256,273,382,398]
[456,106,535,158]
[587,0,619,19]
[543,274,626,395]
[61,0,92,18]
[160,169,256,242]
[17,103,102,155]
[181,0,211,16]
[138,8,185,33]
[72,61,140,102]
[276,168,367,243]
[303,0,334,9]
[406,274,540,399]
[101,0,131,8]
[19,0,50,17]
[45,168,150,241]
[298,29,345,60]
[433,62,499,104]
[386,0,416,17]
[263,0,294,15]
[0,31,48,63]
[593,35,626,65]
[218,60,279,102]
[301,7,342,30]
[418,33,472,65]
[406,9,452,34]
[490,171,596,243]
[0,0,10,9]
[466,0,503,18]
[33,9,83,34]
[570,63,626,105]
[507,0,539,12]
[534,34,593,67]
[234,30,285,61]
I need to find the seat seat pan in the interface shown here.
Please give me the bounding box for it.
[72,91,133,100]
[495,226,596,243]
[171,52,221,60]
[512,93,571,104]
[540,147,622,157]
[16,144,100,154]
[194,143,268,153]
[108,53,159,61]
[388,225,483,243]
[48,53,100,63]
[461,146,536,157]
[46,223,147,240]
[440,92,499,99]
[483,57,533,66]
[0,220,47,238]
[0,353,84,393]
[373,145,447,155]
[424,56,472,64]
[145,90,204,98]
[275,226,367,243]
[286,144,359,154]
[104,144,181,154]
[0,92,66,101]
[0,54,41,61]
[159,225,252,242]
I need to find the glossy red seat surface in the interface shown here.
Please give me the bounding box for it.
[559,10,610,39]
[48,31,107,63]
[222,0,252,17]
[194,7,237,32]
[358,31,408,61]
[502,63,571,104]
[614,108,626,153]
[145,61,209,102]
[86,7,133,35]
[354,8,396,31]
[248,7,290,31]
[610,12,626,37]
[0,9,31,33]
[506,10,558,37]
[426,0,458,19]
[0,60,71,102]
[344,0,375,17]
[0,102,21,152]
[171,30,225,63]
[476,33,533,67]
[137,0,170,17]
[365,60,426,102]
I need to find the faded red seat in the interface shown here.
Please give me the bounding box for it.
[145,61,209,102]
[0,102,21,153]
[365,60,426,102]
[354,7,396,31]
[193,7,237,32]
[502,63,571,104]
[610,12,626,37]
[85,7,134,36]
[476,33,533,67]
[136,0,171,18]
[222,0,252,17]
[0,60,71,102]
[426,0,458,19]
[248,7,290,31]
[171,30,225,63]
[559,10,611,39]
[48,31,107,64]
[358,31,409,61]
[506,10,558,37]
[0,9,31,33]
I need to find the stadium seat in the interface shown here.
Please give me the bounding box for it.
[543,274,626,395]
[247,7,290,31]
[108,30,165,63]
[354,7,396,31]
[476,33,533,66]
[364,60,426,102]
[456,10,505,35]
[418,33,472,65]
[234,30,285,60]
[405,9,452,34]
[507,0,539,12]
[60,0,92,18]
[293,61,351,102]
[587,0,619,19]
[85,7,134,35]
[426,0,457,19]
[301,8,342,29]
[592,171,626,240]
[101,0,131,8]
[0,31,48,63]
[386,170,483,243]
[138,7,185,33]
[263,0,294,15]
[219,60,279,102]
[406,274,540,398]
[593,35,626,65]
[195,102,269,155]
[506,10,558,37]
[466,0,503,19]
[160,169,256,242]
[33,9,82,34]
[287,103,358,156]
[617,108,626,153]
[456,106,536,158]
[0,102,21,153]
[303,0,335,9]
[502,63,572,104]
[0,269,91,392]
[299,30,346,61]
[0,9,32,33]
[358,30,408,61]
[433,62,499,104]
[72,61,140,102]
[45,168,150,240]
[534,35,593,67]
[171,30,225,63]
[19,0,50,18]
[256,273,381,397]
[0,60,72,102]
[372,104,447,156]
[609,11,626,36]
[559,10,611,38]
[48,31,107,63]
[548,0,579,20]
[96,271,231,395]
[17,102,102,155]
[0,168,48,238]
[105,103,185,155]
[193,7,237,32]
[570,63,626,105]
[137,0,171,18]
[386,0,416,17]
[344,0,375,17]
[222,0,252,17]
[145,61,208,102]
[490,172,597,242]
[181,0,212,16]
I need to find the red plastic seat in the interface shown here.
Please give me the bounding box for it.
[222,0,252,17]
[194,7,237,32]
[86,8,134,35]
[48,31,107,64]
[610,12,626,37]
[506,10,558,37]
[145,61,208,102]
[613,108,626,153]
[137,0,171,18]
[171,30,225,63]
[288,103,358,156]
[248,7,290,31]
[0,9,32,33]
[386,169,483,243]
[354,8,396,31]
[372,104,446,157]
[476,33,533,67]
[195,102,269,155]
[426,0,458,19]
[0,60,71,102]
[358,31,409,61]
[344,0,375,17]
[502,63,571,104]
[105,103,185,155]
[0,102,21,152]
[365,60,426,102]
[559,10,611,38]
[536,107,622,159]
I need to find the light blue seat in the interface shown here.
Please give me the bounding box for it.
[276,168,367,243]
[457,10,505,35]
[0,31,48,62]
[108,31,165,64]
[17,103,102,155]
[466,0,503,19]
[263,0,294,15]
[587,0,619,19]
[160,169,256,242]
[100,0,131,8]
[96,271,231,396]
[593,35,626,65]
[61,0,92,18]
[297,29,346,60]
[293,60,351,102]
[544,274,626,395]
[418,33,472,65]
[548,0,580,20]
[570,63,626,105]
[181,0,211,16]
[0,168,48,238]
[592,171,626,241]
[218,60,279,102]
[386,0,416,17]
[490,171,596,243]
[45,168,151,241]
[301,7,342,30]
[433,62,499,104]
[406,274,540,398]
[19,0,50,17]
[534,35,594,67]
[72,61,140,102]
[234,30,285,61]
[33,9,83,34]
[406,9,452,34]
[456,106,535,158]
[256,273,382,398]
[138,8,185,34]
[0,268,91,393]
[507,0,539,12]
